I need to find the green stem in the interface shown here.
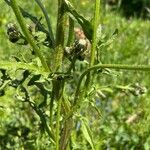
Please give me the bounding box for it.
[56,97,62,150]
[52,1,66,148]
[54,0,65,71]
[90,0,100,66]
[35,0,55,48]
[60,98,73,150]
[74,64,150,104]
[11,0,50,72]
[56,0,65,46]
[49,90,54,132]
[60,63,150,121]
[49,80,58,132]
[55,81,65,150]
[85,0,100,89]
[67,17,74,46]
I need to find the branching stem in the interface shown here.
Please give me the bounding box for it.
[75,64,150,103]
[85,0,101,89]
[66,63,150,120]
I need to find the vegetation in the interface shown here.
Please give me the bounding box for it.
[106,0,150,18]
[120,0,150,18]
[0,0,150,149]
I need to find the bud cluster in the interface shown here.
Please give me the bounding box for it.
[65,27,90,61]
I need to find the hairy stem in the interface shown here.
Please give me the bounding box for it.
[67,17,74,46]
[52,1,66,149]
[56,97,62,150]
[54,0,65,71]
[60,98,73,150]
[90,0,100,66]
[49,84,55,132]
[85,0,101,89]
[55,81,65,150]
[11,0,50,72]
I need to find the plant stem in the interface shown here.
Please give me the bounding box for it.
[54,0,65,71]
[75,64,150,104]
[49,79,59,132]
[85,0,100,89]
[63,63,150,120]
[67,17,74,46]
[55,81,65,150]
[56,97,62,150]
[49,87,55,132]
[60,98,73,150]
[52,1,66,149]
[11,0,50,72]
[90,0,100,66]
[35,0,55,48]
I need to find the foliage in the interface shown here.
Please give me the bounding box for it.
[0,0,150,149]
[120,0,150,18]
[107,0,150,18]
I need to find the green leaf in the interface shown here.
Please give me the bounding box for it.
[64,0,93,41]
[90,101,102,119]
[81,118,95,150]
[0,61,48,76]
[97,28,119,49]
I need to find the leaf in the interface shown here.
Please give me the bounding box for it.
[20,7,48,33]
[90,101,102,119]
[80,118,95,150]
[64,0,93,42]
[27,74,41,86]
[97,28,119,49]
[0,61,48,76]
